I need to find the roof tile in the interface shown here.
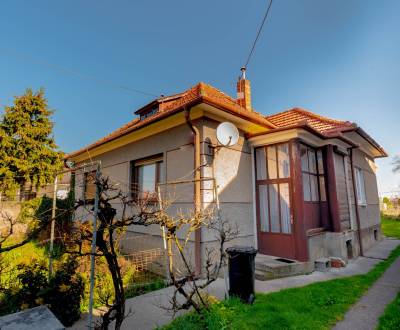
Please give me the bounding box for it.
[265,107,353,134]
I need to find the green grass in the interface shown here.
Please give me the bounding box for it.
[162,245,400,330]
[381,214,400,239]
[125,278,167,299]
[378,291,400,330]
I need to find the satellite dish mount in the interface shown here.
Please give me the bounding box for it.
[210,122,240,153]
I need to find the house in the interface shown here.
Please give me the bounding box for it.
[66,70,387,274]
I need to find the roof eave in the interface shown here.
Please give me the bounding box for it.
[66,95,277,160]
[247,122,359,148]
[355,126,388,158]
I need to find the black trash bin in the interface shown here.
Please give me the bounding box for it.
[226,246,257,304]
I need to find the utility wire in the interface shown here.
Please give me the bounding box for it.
[0,47,159,97]
[244,0,274,69]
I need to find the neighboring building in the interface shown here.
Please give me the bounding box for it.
[66,71,387,274]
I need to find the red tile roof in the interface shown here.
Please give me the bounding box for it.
[67,82,276,159]
[265,107,354,135]
[66,84,386,160]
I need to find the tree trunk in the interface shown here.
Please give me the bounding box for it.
[96,227,125,330]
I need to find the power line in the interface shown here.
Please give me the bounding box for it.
[244,0,274,69]
[0,47,159,97]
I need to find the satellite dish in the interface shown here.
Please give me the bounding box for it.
[216,122,239,147]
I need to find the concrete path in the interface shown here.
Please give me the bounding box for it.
[333,241,400,330]
[69,238,400,330]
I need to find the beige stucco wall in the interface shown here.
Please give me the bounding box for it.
[73,117,256,275]
[351,149,382,251]
[74,123,195,241]
[199,118,255,247]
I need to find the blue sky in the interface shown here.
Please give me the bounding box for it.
[1,0,399,194]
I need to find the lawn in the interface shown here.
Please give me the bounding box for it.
[378,291,400,330]
[381,214,400,239]
[163,245,400,330]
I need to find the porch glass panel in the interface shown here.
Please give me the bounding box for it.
[267,146,278,179]
[278,144,290,178]
[308,149,317,174]
[259,185,269,232]
[300,144,309,172]
[279,183,291,234]
[310,175,319,201]
[256,148,267,180]
[269,184,280,232]
[302,173,311,201]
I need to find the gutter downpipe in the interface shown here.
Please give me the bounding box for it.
[185,106,202,276]
[349,147,364,256]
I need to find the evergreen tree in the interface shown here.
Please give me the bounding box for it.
[0,88,63,196]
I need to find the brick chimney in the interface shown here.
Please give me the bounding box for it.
[236,67,252,111]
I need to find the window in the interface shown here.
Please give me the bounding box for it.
[255,143,292,234]
[355,167,366,205]
[140,107,158,121]
[84,171,97,200]
[300,144,326,202]
[131,155,164,200]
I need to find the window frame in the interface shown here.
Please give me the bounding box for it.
[255,142,292,235]
[131,154,164,201]
[300,143,326,203]
[84,170,97,201]
[354,167,367,206]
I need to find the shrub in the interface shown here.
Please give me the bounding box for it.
[0,256,84,327]
[20,195,74,242]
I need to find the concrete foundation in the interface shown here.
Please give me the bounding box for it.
[255,254,313,280]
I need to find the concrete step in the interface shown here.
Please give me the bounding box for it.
[314,257,331,272]
[255,254,313,281]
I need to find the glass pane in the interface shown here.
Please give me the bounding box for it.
[308,149,317,174]
[278,144,290,178]
[256,148,267,180]
[310,175,319,201]
[157,161,165,184]
[317,150,324,174]
[360,171,366,204]
[356,168,366,204]
[303,173,311,201]
[138,163,156,198]
[279,183,291,234]
[300,144,309,172]
[319,176,326,202]
[269,184,280,232]
[259,185,269,232]
[355,169,362,202]
[267,146,277,179]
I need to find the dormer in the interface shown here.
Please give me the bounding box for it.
[135,93,185,121]
[135,100,159,121]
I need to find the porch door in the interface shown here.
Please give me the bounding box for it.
[255,143,296,259]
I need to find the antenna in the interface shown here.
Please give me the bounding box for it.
[216,122,240,147]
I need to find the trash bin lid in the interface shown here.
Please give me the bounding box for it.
[226,246,257,255]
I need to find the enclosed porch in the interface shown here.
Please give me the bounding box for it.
[250,133,360,266]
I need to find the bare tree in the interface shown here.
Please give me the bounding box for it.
[161,209,238,315]
[69,175,237,329]
[68,177,163,329]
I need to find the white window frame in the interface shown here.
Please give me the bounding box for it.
[355,167,367,206]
